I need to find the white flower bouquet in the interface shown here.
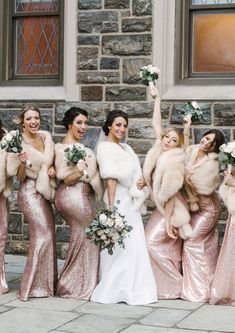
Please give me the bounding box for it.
[219,142,235,173]
[183,101,203,123]
[139,65,160,97]
[64,143,88,178]
[85,207,133,255]
[1,130,32,167]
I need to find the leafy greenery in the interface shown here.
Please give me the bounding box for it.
[64,143,87,167]
[1,130,23,153]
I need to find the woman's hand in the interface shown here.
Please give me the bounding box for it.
[166,223,178,239]
[149,85,159,99]
[77,160,87,173]
[137,177,146,190]
[18,151,28,165]
[48,166,56,178]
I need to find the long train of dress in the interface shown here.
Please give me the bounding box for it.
[55,181,99,300]
[181,193,221,302]
[17,179,57,301]
[91,183,158,305]
[210,215,235,305]
[0,193,8,295]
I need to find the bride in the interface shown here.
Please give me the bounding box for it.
[91,110,157,305]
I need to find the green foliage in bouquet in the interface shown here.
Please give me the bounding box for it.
[85,207,133,255]
[64,144,87,167]
[183,101,203,122]
[218,142,235,171]
[139,65,160,86]
[1,130,23,153]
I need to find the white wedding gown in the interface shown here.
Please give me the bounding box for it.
[91,183,158,305]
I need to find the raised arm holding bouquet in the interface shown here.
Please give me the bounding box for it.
[139,64,160,97]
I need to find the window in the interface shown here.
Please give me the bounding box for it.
[0,0,64,86]
[176,0,235,85]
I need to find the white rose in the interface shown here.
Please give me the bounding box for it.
[99,213,108,225]
[191,101,200,110]
[100,234,107,240]
[107,218,115,227]
[97,230,104,236]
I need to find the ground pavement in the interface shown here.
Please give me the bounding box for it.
[0,255,234,333]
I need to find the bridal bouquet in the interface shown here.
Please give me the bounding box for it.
[183,101,203,123]
[219,142,235,173]
[64,143,88,178]
[1,130,32,167]
[85,207,133,255]
[139,65,160,97]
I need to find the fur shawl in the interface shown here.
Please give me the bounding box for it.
[97,141,149,213]
[184,144,220,212]
[55,143,103,200]
[219,173,235,224]
[143,144,192,239]
[6,130,56,200]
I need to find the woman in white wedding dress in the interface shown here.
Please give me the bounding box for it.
[91,110,158,305]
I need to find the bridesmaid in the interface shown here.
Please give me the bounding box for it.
[181,118,225,302]
[0,119,10,295]
[55,107,102,300]
[7,106,57,301]
[144,87,192,299]
[210,159,235,305]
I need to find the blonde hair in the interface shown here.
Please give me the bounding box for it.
[161,127,184,148]
[14,105,41,126]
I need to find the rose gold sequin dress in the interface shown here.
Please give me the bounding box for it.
[181,193,221,302]
[17,179,57,301]
[145,193,185,299]
[55,181,99,300]
[0,193,9,295]
[210,215,235,305]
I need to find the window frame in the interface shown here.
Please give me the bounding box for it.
[0,0,64,86]
[175,0,235,85]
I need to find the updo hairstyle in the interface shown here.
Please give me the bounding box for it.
[62,107,88,130]
[102,110,128,136]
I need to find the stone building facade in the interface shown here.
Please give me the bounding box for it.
[0,0,233,257]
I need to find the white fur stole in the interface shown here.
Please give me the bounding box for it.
[6,130,55,200]
[97,141,149,212]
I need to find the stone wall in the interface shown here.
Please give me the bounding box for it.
[0,0,232,257]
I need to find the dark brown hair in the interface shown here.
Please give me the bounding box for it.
[202,129,225,153]
[62,107,88,130]
[102,110,128,136]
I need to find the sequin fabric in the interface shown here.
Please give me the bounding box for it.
[145,197,183,299]
[181,193,221,302]
[55,181,99,300]
[0,193,9,295]
[210,215,235,305]
[17,179,57,301]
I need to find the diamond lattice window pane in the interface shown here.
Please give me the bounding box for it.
[15,16,59,75]
[192,0,235,5]
[15,0,58,13]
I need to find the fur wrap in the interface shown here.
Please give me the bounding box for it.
[6,130,56,200]
[143,144,192,239]
[184,144,220,212]
[97,141,149,213]
[55,143,103,200]
[0,149,12,198]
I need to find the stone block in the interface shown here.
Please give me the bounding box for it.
[8,213,23,234]
[171,103,211,125]
[122,17,152,32]
[55,102,111,126]
[78,11,118,33]
[177,304,235,332]
[23,224,29,241]
[140,308,191,327]
[78,0,102,10]
[127,140,152,154]
[81,127,102,149]
[77,71,120,84]
[214,103,235,126]
[106,86,146,101]
[77,47,98,70]
[161,103,171,120]
[81,86,103,101]
[128,119,155,139]
[104,0,130,9]
[56,226,70,242]
[113,102,153,117]
[123,58,151,84]
[133,0,152,16]
[78,35,100,45]
[11,241,29,255]
[102,34,152,56]
[100,57,120,70]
